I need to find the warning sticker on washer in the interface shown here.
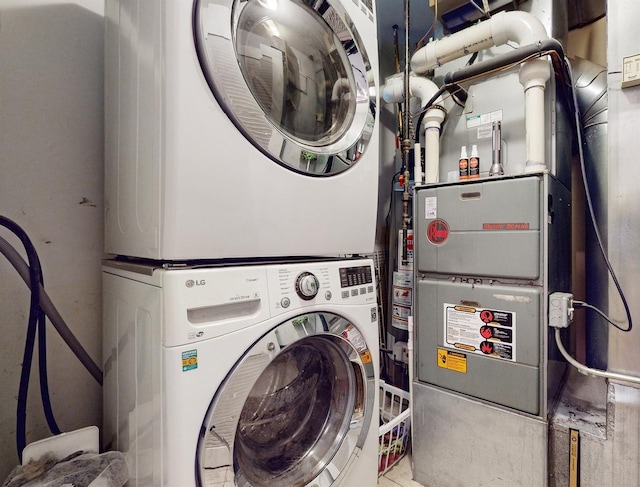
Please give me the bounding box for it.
[360,350,373,364]
[182,350,198,372]
[342,324,367,354]
[443,304,516,361]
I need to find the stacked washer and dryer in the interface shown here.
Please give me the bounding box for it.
[102,1,381,486]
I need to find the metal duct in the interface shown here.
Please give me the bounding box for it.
[571,57,609,370]
[567,0,606,30]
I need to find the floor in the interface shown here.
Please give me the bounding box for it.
[378,453,425,487]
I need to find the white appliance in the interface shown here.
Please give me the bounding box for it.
[104,0,380,261]
[102,258,380,486]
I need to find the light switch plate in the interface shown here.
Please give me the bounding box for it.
[622,53,640,89]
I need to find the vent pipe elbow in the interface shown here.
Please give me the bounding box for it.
[382,74,442,109]
[490,10,548,48]
[411,10,549,74]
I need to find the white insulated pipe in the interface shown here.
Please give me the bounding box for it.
[411,10,549,73]
[519,59,550,172]
[424,124,441,183]
[411,10,551,173]
[382,75,446,184]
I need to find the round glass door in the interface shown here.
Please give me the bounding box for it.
[196,312,375,487]
[194,0,376,176]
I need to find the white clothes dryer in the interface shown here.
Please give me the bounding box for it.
[102,258,380,486]
[104,0,380,261]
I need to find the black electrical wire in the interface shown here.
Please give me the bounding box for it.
[573,301,628,331]
[385,170,403,228]
[564,56,633,333]
[413,84,449,145]
[0,216,60,462]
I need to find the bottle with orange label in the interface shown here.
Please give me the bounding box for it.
[459,146,469,180]
[469,144,480,179]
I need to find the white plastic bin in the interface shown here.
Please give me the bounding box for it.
[378,380,411,476]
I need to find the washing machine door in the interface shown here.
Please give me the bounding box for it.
[194,0,376,176]
[196,311,375,486]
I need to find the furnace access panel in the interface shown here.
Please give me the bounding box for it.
[413,174,570,416]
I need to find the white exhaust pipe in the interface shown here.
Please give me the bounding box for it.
[410,10,548,74]
[411,10,550,172]
[382,75,446,184]
[519,59,550,173]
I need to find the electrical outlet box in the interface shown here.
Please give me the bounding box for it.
[549,292,573,328]
[622,53,640,89]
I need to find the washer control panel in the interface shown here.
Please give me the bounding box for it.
[267,260,376,315]
[295,271,320,300]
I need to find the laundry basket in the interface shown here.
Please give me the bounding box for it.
[378,380,411,475]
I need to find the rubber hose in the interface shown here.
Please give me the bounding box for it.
[0,235,103,385]
[0,218,44,461]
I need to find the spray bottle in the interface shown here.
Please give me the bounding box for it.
[459,146,469,180]
[469,144,480,179]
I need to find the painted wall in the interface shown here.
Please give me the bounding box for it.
[0,0,104,478]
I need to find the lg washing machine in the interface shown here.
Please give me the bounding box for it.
[102,258,380,486]
[105,0,380,260]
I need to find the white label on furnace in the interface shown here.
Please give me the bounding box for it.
[466,109,503,129]
[424,197,437,219]
[477,125,492,139]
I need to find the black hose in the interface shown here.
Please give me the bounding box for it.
[0,216,46,462]
[0,234,103,384]
[38,303,62,436]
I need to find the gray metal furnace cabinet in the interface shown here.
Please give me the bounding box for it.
[412,174,571,486]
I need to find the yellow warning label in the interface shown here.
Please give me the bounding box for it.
[437,348,467,373]
[453,342,476,352]
[360,350,372,364]
[454,305,476,313]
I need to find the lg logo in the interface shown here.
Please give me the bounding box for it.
[185,279,206,288]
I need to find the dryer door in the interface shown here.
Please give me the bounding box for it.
[194,0,376,176]
[196,311,375,487]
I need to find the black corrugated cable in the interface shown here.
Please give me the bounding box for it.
[0,216,57,461]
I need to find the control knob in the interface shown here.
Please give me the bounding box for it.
[296,272,319,300]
